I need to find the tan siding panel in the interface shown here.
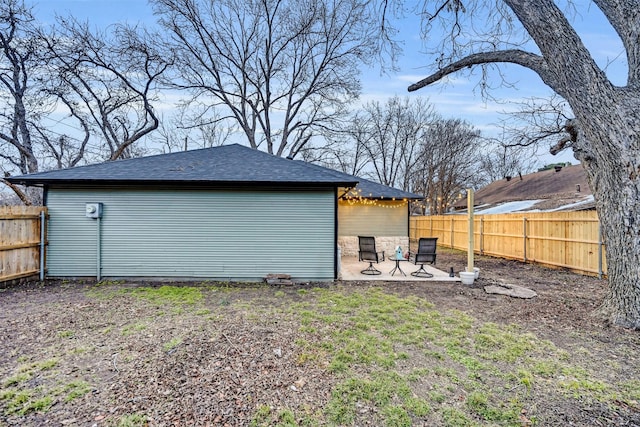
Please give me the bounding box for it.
[338,200,408,237]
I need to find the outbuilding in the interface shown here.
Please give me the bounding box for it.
[8,144,420,281]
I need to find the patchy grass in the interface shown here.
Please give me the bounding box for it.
[88,283,205,308]
[0,358,89,416]
[61,381,92,402]
[57,329,75,339]
[126,285,204,306]
[1,278,638,425]
[283,287,638,426]
[110,413,148,426]
[121,321,148,336]
[163,337,183,352]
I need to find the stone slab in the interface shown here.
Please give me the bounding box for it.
[484,283,537,299]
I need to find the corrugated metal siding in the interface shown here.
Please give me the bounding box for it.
[47,187,335,280]
[338,200,408,237]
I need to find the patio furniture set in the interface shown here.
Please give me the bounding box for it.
[357,236,438,278]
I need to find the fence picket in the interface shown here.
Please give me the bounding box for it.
[0,206,47,283]
[410,211,606,277]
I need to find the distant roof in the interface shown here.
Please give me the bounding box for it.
[454,164,594,213]
[476,165,591,203]
[7,144,357,188]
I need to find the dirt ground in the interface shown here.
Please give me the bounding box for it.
[0,249,639,426]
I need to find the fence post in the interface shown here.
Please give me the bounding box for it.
[598,222,603,279]
[523,217,527,262]
[480,217,484,255]
[450,216,454,249]
[467,189,474,271]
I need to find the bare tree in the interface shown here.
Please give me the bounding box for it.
[0,0,39,204]
[315,119,373,177]
[352,96,436,190]
[495,95,573,155]
[0,2,169,204]
[41,19,168,161]
[153,0,379,158]
[477,136,537,185]
[152,108,235,154]
[412,118,482,215]
[402,0,640,328]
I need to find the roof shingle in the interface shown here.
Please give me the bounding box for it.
[8,144,357,187]
[7,144,422,199]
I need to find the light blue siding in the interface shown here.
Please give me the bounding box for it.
[46,187,335,280]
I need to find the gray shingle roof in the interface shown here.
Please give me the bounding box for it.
[452,164,591,211]
[7,144,357,187]
[8,143,422,199]
[347,176,422,200]
[296,161,422,200]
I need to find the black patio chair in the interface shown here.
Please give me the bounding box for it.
[409,237,438,278]
[358,236,385,275]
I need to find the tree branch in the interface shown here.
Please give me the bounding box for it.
[550,118,578,155]
[592,0,640,87]
[408,49,555,93]
[1,178,31,205]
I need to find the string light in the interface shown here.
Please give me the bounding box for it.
[339,187,408,209]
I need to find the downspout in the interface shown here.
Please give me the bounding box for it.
[40,185,48,281]
[334,187,339,280]
[39,209,45,281]
[97,216,101,282]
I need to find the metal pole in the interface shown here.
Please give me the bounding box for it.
[467,189,474,272]
[97,217,101,281]
[39,210,45,281]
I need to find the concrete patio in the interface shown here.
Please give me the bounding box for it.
[339,256,461,282]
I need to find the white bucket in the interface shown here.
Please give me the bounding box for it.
[473,267,480,279]
[459,271,475,285]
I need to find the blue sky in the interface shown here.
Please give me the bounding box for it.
[34,0,626,167]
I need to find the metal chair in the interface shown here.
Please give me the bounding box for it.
[358,236,385,275]
[410,237,437,277]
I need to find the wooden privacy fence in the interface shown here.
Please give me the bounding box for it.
[410,211,607,277]
[0,206,47,283]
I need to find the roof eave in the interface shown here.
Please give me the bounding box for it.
[352,195,423,201]
[7,178,358,188]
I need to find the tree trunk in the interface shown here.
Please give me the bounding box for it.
[575,91,640,329]
[505,0,640,328]
[407,0,640,327]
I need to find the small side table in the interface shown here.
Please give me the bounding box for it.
[389,257,407,276]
